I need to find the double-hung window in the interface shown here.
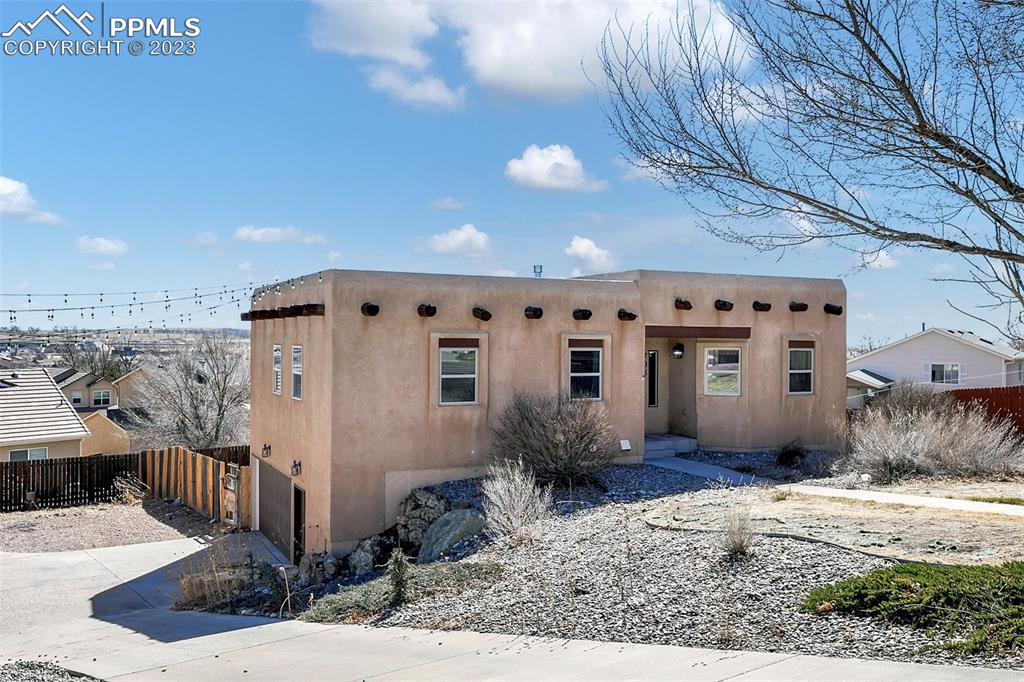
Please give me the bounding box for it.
[569,343,602,400]
[788,341,814,394]
[930,363,961,384]
[439,339,478,405]
[9,447,47,462]
[272,344,282,395]
[92,389,111,407]
[71,391,82,406]
[292,346,303,400]
[704,348,741,396]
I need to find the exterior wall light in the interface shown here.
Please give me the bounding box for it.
[672,343,685,359]
[291,460,302,476]
[261,443,272,458]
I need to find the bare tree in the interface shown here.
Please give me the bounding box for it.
[126,334,249,450]
[601,0,1024,340]
[53,340,123,380]
[847,333,893,358]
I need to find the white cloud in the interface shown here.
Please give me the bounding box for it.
[855,312,879,322]
[564,235,615,273]
[15,281,29,290]
[506,144,608,192]
[426,223,490,256]
[431,196,465,210]
[309,1,733,102]
[487,268,517,277]
[850,290,866,299]
[238,261,253,272]
[931,262,955,275]
[327,249,342,263]
[863,250,901,269]
[368,65,465,109]
[90,261,116,271]
[234,225,327,245]
[76,235,127,256]
[191,231,218,246]
[0,176,62,224]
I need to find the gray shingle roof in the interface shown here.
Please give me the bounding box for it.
[941,329,1024,361]
[0,368,90,446]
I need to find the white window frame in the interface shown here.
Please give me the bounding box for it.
[703,347,742,396]
[272,344,282,395]
[9,447,47,462]
[569,347,603,401]
[438,346,478,406]
[71,391,82,405]
[788,348,814,395]
[292,345,303,400]
[929,363,962,385]
[92,389,111,407]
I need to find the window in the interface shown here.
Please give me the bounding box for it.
[570,346,602,400]
[9,447,47,462]
[439,339,478,405]
[92,389,111,406]
[704,348,741,396]
[788,344,814,394]
[272,344,282,395]
[292,346,303,400]
[71,391,82,405]
[930,363,961,384]
[646,350,658,407]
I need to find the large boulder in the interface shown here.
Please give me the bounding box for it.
[346,536,381,576]
[397,488,450,546]
[418,509,484,564]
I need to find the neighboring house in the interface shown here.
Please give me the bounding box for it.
[50,369,118,410]
[81,411,130,456]
[245,269,847,560]
[0,368,91,462]
[111,367,149,409]
[846,328,1024,408]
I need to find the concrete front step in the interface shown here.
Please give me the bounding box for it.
[644,434,698,457]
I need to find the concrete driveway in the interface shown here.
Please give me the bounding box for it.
[0,535,1019,681]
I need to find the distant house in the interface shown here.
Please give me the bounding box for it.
[47,366,150,411]
[846,328,1024,408]
[81,410,130,456]
[112,367,149,409]
[0,368,90,462]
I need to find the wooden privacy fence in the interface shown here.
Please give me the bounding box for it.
[0,452,139,512]
[950,386,1024,432]
[195,445,251,466]
[1,446,250,526]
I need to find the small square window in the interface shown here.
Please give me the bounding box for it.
[71,391,82,405]
[569,348,602,400]
[704,348,741,396]
[930,363,960,384]
[92,389,111,406]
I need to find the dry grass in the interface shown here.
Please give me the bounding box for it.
[719,505,756,559]
[481,459,552,542]
[174,543,248,610]
[490,391,618,485]
[846,382,1024,483]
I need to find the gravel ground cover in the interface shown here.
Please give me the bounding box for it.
[0,499,224,553]
[688,449,839,482]
[382,466,1023,670]
[0,661,98,681]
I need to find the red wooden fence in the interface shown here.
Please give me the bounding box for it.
[950,386,1024,432]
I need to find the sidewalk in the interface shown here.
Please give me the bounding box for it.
[646,455,770,486]
[783,483,1024,517]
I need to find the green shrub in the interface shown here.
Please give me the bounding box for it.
[302,561,503,623]
[802,562,1024,653]
[388,549,412,605]
[490,391,618,485]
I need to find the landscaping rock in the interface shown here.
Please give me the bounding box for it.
[347,535,381,576]
[322,552,339,579]
[418,509,484,563]
[397,488,450,546]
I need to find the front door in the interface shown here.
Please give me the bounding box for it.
[292,485,305,564]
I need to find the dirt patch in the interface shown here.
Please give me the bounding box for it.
[0,499,226,553]
[644,486,1024,565]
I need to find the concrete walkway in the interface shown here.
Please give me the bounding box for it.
[2,536,1019,681]
[784,483,1024,517]
[646,455,770,486]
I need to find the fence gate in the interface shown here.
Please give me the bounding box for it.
[258,461,292,559]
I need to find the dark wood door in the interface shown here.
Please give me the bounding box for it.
[258,461,291,558]
[292,485,305,564]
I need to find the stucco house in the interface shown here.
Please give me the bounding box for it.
[846,328,1024,408]
[0,368,90,462]
[81,410,130,456]
[48,366,149,411]
[245,269,846,560]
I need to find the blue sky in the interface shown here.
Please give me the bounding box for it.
[0,1,994,340]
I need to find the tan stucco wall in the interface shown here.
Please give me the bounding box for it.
[251,269,846,557]
[114,369,149,408]
[61,376,116,408]
[81,414,130,456]
[0,439,82,462]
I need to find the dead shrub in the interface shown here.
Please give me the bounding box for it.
[481,459,552,541]
[175,543,247,610]
[846,382,1024,483]
[719,505,756,559]
[490,391,619,485]
[775,440,806,468]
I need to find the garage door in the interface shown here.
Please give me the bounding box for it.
[258,461,291,559]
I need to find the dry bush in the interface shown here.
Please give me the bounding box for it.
[481,459,552,541]
[847,382,1024,483]
[490,391,618,485]
[719,506,755,559]
[175,543,247,610]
